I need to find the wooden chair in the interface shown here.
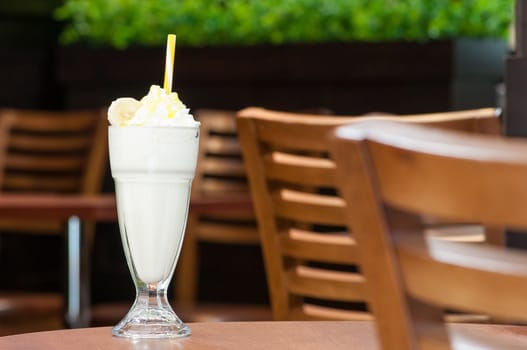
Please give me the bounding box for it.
[330,120,527,349]
[236,107,501,321]
[0,108,108,334]
[174,109,271,321]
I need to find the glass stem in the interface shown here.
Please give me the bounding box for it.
[135,282,170,311]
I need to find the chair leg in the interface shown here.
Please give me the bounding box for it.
[175,215,199,304]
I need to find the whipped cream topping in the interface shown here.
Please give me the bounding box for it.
[108,85,198,127]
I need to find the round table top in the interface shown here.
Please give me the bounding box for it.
[2,321,527,350]
[1,321,376,350]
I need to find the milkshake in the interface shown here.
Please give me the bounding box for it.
[108,84,199,338]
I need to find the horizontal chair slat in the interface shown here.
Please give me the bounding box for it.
[272,189,347,226]
[195,223,260,244]
[264,152,336,187]
[6,155,84,171]
[0,219,63,234]
[197,110,237,132]
[9,135,93,152]
[4,175,80,192]
[289,304,372,321]
[398,234,527,321]
[200,178,250,193]
[286,265,367,302]
[256,118,355,152]
[7,113,101,132]
[205,136,242,155]
[280,228,358,264]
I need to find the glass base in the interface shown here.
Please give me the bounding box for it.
[112,304,191,339]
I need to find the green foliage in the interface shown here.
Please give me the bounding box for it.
[54,0,513,49]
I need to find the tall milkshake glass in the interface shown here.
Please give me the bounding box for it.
[109,124,199,338]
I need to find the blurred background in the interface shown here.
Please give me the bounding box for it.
[1,0,513,112]
[0,0,514,323]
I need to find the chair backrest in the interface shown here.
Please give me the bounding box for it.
[176,109,260,305]
[330,120,527,350]
[236,107,501,321]
[0,108,108,233]
[192,109,250,195]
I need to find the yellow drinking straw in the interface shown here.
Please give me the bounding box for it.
[163,34,176,93]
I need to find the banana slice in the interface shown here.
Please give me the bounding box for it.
[108,98,141,126]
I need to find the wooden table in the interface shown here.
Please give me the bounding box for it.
[0,194,252,329]
[2,321,527,350]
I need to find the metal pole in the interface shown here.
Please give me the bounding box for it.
[65,216,90,328]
